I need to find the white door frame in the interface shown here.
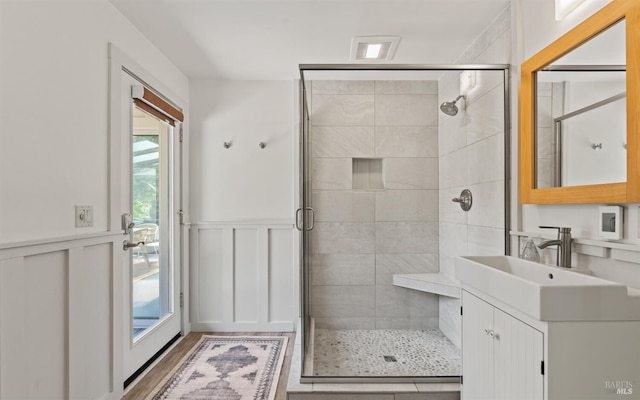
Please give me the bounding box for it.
[108,43,188,389]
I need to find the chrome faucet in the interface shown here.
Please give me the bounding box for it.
[538,226,572,268]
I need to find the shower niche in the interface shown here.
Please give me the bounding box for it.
[352,158,383,190]
[298,66,509,382]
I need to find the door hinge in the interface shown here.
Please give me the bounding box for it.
[460,375,463,385]
[179,127,184,143]
[178,209,184,225]
[460,306,463,316]
[180,292,184,308]
[541,360,545,375]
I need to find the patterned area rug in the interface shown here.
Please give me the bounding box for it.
[146,336,288,400]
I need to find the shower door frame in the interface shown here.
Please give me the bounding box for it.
[298,64,511,383]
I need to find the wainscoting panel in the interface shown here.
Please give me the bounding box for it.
[234,229,260,323]
[0,233,123,400]
[191,222,296,332]
[269,229,295,323]
[196,228,225,323]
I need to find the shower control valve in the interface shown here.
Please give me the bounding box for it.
[452,189,473,211]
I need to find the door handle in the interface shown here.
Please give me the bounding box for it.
[295,208,303,231]
[121,213,135,234]
[123,240,144,251]
[306,207,315,231]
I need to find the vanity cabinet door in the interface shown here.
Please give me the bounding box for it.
[494,308,544,400]
[461,291,495,400]
[462,290,544,400]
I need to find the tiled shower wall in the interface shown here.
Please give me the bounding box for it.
[437,4,511,347]
[309,80,440,330]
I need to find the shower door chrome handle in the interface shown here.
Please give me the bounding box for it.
[295,208,314,230]
[306,207,315,231]
[295,208,303,231]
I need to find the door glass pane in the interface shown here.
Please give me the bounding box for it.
[132,105,173,340]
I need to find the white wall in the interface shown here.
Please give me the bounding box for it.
[188,80,297,331]
[0,0,188,244]
[0,1,189,398]
[519,0,613,60]
[189,80,294,221]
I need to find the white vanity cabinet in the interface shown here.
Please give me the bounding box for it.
[460,285,640,400]
[462,290,544,400]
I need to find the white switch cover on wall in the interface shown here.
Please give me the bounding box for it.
[75,205,93,227]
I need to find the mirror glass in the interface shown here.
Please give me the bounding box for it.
[535,19,626,188]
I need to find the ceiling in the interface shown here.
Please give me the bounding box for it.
[110,0,510,81]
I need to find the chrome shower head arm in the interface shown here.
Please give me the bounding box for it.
[452,95,466,104]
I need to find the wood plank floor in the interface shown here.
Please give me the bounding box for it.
[123,331,296,400]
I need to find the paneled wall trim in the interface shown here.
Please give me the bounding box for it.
[190,220,297,332]
[0,232,123,400]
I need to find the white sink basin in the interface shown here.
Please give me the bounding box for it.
[455,256,640,321]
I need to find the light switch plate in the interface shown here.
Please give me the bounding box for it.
[75,205,93,228]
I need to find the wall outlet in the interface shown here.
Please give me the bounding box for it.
[75,205,93,228]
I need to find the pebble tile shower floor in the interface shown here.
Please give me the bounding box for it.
[313,329,461,376]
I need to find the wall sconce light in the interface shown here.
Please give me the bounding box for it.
[259,142,267,149]
[555,0,586,21]
[223,141,231,149]
[460,70,477,96]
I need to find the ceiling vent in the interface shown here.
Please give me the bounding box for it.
[350,36,400,62]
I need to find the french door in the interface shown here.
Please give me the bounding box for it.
[120,72,182,381]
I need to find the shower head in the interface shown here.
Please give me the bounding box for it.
[440,95,466,116]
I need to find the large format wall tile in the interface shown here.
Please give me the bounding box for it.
[439,186,468,225]
[375,254,439,285]
[375,222,438,253]
[439,297,461,349]
[375,95,438,126]
[311,254,376,286]
[438,117,466,157]
[375,190,419,222]
[312,126,374,158]
[467,225,505,255]
[439,222,468,258]
[313,190,375,222]
[375,126,438,158]
[466,86,505,144]
[375,285,439,318]
[312,158,352,190]
[314,317,376,330]
[467,180,505,229]
[312,95,375,126]
[375,190,438,222]
[384,158,438,189]
[417,190,440,221]
[466,132,504,185]
[312,222,375,254]
[439,149,468,189]
[375,317,439,330]
[311,285,375,317]
[312,80,375,95]
[374,80,438,95]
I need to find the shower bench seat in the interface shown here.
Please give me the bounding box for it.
[392,273,461,298]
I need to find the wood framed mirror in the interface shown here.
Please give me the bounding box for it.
[519,0,640,204]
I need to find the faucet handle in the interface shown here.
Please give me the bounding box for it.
[539,226,571,233]
[538,225,571,233]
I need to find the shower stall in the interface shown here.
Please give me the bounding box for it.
[297,64,510,382]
